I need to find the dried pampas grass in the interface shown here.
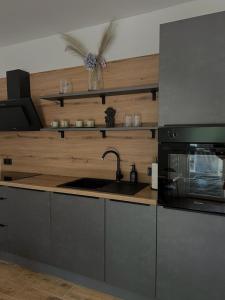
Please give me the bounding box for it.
[61,20,116,69]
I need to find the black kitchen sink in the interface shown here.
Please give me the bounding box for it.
[59,177,148,195]
[99,181,148,195]
[59,178,114,190]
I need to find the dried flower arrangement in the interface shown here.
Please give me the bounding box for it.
[62,21,116,90]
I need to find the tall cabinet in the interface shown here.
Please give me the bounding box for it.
[157,206,225,300]
[159,11,225,126]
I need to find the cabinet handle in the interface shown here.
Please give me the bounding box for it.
[0,224,7,228]
[0,197,7,201]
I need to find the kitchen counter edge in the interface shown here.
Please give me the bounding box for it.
[0,174,157,206]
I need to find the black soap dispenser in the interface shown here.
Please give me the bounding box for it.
[130,164,138,184]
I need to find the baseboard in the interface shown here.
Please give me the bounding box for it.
[0,251,153,300]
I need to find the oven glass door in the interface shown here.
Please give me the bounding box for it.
[159,143,225,213]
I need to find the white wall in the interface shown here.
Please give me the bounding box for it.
[0,0,224,77]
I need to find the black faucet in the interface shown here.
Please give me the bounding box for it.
[102,149,123,182]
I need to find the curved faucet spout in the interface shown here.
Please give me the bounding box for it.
[102,149,123,182]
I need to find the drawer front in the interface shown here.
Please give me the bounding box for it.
[0,225,8,251]
[0,187,8,224]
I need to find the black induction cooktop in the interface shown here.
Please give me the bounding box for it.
[0,171,39,181]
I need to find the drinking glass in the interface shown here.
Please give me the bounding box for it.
[59,80,73,94]
[133,114,142,127]
[124,114,133,127]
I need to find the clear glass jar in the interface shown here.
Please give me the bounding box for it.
[88,67,104,91]
[59,80,73,94]
[133,114,142,127]
[124,114,133,127]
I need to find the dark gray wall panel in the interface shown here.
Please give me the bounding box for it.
[159,11,225,125]
[105,200,156,298]
[157,206,225,300]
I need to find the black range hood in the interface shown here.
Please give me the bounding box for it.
[0,69,42,131]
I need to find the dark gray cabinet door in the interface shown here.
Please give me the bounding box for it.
[0,225,8,252]
[7,188,51,263]
[159,11,225,125]
[157,206,225,300]
[0,187,9,225]
[0,187,10,252]
[105,200,156,298]
[51,193,105,281]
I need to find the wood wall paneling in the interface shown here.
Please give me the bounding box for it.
[0,54,159,183]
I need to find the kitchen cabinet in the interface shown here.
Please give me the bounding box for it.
[51,193,105,281]
[0,225,8,252]
[157,206,225,300]
[159,11,225,126]
[105,199,156,298]
[0,187,9,225]
[0,187,9,251]
[7,188,51,263]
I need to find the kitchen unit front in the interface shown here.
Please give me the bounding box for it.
[157,127,225,300]
[0,181,157,300]
[7,188,51,263]
[157,206,225,300]
[51,193,105,281]
[159,11,225,126]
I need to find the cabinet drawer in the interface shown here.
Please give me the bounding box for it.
[0,225,8,251]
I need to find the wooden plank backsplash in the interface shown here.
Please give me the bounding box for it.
[0,54,159,183]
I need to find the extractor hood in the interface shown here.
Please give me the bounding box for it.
[0,69,42,131]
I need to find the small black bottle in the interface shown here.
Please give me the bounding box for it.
[130,164,138,184]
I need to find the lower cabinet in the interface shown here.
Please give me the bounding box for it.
[0,187,9,251]
[51,193,105,281]
[105,199,156,298]
[0,225,8,251]
[0,187,9,224]
[0,186,157,296]
[7,188,51,263]
[157,206,225,300]
[3,186,225,300]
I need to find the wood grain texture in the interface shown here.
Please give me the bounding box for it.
[0,174,157,205]
[0,54,159,183]
[0,260,120,299]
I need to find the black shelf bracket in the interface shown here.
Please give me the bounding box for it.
[151,89,157,101]
[58,130,65,138]
[56,98,64,107]
[100,95,106,105]
[100,130,106,138]
[150,129,156,139]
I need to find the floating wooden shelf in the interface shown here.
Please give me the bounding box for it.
[40,84,159,107]
[41,124,158,139]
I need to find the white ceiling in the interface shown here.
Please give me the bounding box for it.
[0,0,194,47]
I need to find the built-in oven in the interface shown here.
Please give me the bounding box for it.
[158,126,225,214]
